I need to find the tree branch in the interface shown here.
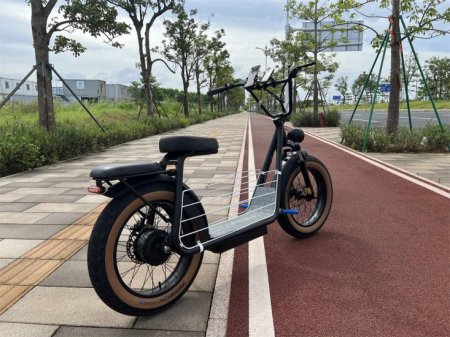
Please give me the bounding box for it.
[153,58,177,73]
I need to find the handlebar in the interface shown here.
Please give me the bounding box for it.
[207,62,315,118]
[288,62,316,80]
[207,82,244,97]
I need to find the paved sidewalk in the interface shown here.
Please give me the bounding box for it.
[1,114,448,337]
[301,127,450,188]
[0,113,248,336]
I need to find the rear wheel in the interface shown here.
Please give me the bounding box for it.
[278,155,333,238]
[87,184,203,316]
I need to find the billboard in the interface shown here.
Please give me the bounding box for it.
[288,21,364,52]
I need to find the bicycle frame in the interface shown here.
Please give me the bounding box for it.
[169,65,314,256]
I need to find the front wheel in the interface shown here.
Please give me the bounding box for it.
[87,183,203,316]
[278,155,333,238]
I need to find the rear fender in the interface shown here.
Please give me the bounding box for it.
[102,174,209,244]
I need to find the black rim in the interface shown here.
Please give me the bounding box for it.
[287,167,326,227]
[113,200,192,298]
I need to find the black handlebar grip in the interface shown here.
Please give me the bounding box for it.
[207,87,226,97]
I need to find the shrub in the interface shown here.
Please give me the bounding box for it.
[340,123,450,152]
[340,123,365,150]
[0,130,45,176]
[291,108,340,127]
[324,108,341,127]
[291,111,320,127]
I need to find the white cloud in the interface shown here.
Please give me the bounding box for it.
[0,0,448,97]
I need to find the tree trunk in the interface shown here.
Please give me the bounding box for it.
[312,0,319,120]
[31,1,55,131]
[195,63,202,114]
[386,0,401,134]
[182,70,189,117]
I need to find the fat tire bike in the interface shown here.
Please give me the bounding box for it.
[87,62,333,316]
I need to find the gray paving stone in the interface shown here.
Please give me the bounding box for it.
[53,326,203,337]
[41,260,91,287]
[190,263,218,292]
[7,187,71,195]
[0,224,65,239]
[0,322,59,337]
[75,195,110,204]
[0,239,44,258]
[53,182,91,188]
[0,258,13,269]
[65,188,90,195]
[0,203,38,212]
[0,286,135,328]
[70,245,88,261]
[36,212,84,225]
[134,292,211,332]
[0,188,16,194]
[0,212,50,224]
[16,194,82,203]
[2,181,57,188]
[25,203,97,213]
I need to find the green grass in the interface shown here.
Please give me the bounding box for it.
[0,100,235,177]
[337,100,450,110]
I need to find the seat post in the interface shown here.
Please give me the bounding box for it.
[170,154,188,251]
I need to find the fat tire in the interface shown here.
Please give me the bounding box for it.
[278,155,333,238]
[87,183,203,316]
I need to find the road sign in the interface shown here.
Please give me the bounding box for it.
[380,83,390,93]
[332,95,342,100]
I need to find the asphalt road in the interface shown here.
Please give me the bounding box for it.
[226,113,450,337]
[339,110,450,128]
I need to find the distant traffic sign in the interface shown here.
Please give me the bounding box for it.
[380,83,390,93]
[332,95,342,100]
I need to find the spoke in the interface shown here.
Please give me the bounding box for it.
[141,265,152,291]
[120,265,137,278]
[128,263,142,287]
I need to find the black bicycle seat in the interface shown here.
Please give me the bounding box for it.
[159,136,219,155]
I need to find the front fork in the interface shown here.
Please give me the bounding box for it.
[297,150,314,198]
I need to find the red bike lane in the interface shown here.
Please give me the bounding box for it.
[226,113,449,337]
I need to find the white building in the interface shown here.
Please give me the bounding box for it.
[0,77,38,102]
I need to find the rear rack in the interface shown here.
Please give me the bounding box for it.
[179,169,280,250]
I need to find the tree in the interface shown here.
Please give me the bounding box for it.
[158,7,210,116]
[352,71,377,103]
[29,0,129,131]
[418,57,450,100]
[335,76,348,104]
[287,0,349,119]
[107,0,180,117]
[129,75,159,117]
[193,29,226,114]
[403,53,420,99]
[340,0,449,134]
[204,45,231,113]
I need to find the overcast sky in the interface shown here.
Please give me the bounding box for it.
[0,0,449,97]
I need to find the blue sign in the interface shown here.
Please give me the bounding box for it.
[380,83,390,93]
[332,95,342,100]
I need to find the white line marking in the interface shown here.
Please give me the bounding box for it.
[247,116,276,337]
[206,116,249,337]
[305,132,450,199]
[352,118,380,123]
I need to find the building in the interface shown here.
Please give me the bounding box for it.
[106,84,131,101]
[62,79,107,102]
[1,76,130,104]
[0,77,38,102]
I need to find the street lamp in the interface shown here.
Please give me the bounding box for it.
[255,45,269,70]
